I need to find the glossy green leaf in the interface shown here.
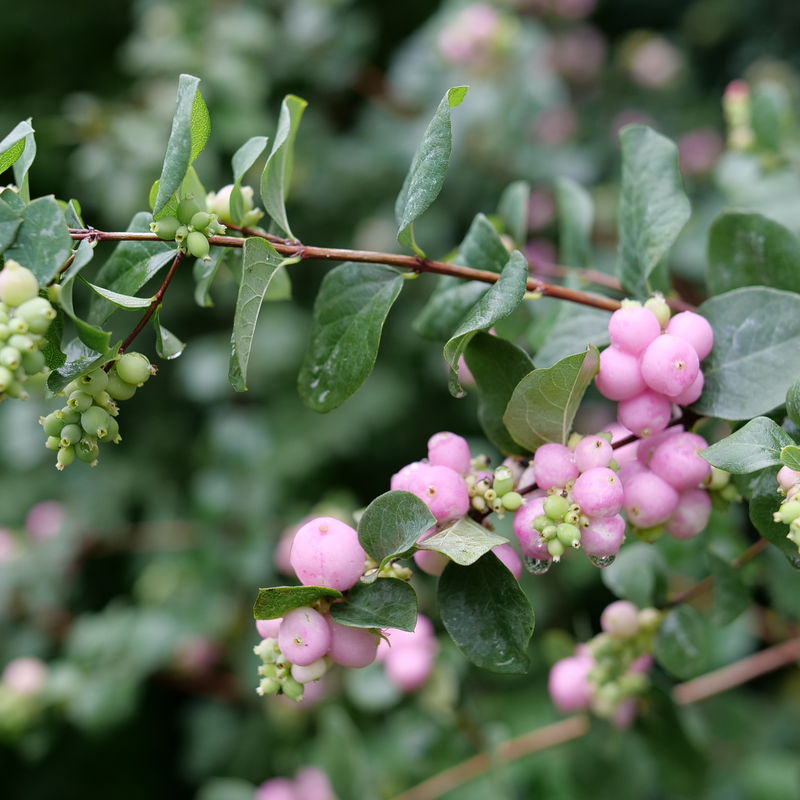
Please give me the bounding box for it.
[298,262,404,412]
[416,516,508,566]
[46,340,121,396]
[707,550,750,625]
[260,95,307,239]
[329,578,417,631]
[395,86,468,255]
[437,552,534,674]
[11,123,36,203]
[193,246,227,308]
[153,75,204,215]
[65,199,84,229]
[786,377,800,429]
[555,177,593,268]
[707,211,800,297]
[0,120,33,175]
[749,466,800,566]
[463,332,534,455]
[81,278,153,309]
[357,490,436,573]
[253,585,343,620]
[781,445,800,471]
[533,304,611,368]
[616,125,690,298]
[152,307,185,360]
[497,180,530,247]
[601,542,668,608]
[654,605,709,679]
[228,237,285,392]
[504,345,599,450]
[0,196,22,255]
[230,135,269,225]
[62,237,96,282]
[701,417,793,473]
[444,250,528,397]
[693,287,800,420]
[41,306,66,371]
[4,196,72,285]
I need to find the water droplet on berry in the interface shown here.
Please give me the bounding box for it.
[589,554,616,568]
[524,556,551,575]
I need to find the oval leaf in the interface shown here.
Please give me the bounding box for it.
[707,550,751,626]
[417,516,508,566]
[781,445,800,471]
[701,417,794,474]
[654,605,708,679]
[497,180,530,248]
[601,542,668,608]
[0,120,34,175]
[786,377,800,429]
[556,177,594,268]
[253,585,343,621]
[329,578,417,631]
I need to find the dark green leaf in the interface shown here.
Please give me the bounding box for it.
[0,196,22,255]
[153,75,204,214]
[497,180,530,247]
[12,124,36,203]
[555,177,593,268]
[533,304,611,368]
[0,120,33,175]
[701,417,793,473]
[600,542,668,607]
[437,552,534,674]
[228,237,285,392]
[329,578,417,631]
[357,490,435,571]
[41,305,66,370]
[444,250,528,397]
[781,445,800,471]
[253,585,343,620]
[59,277,112,353]
[654,605,709,679]
[457,212,512,273]
[230,136,269,225]
[80,277,153,309]
[4,196,72,285]
[503,345,599,450]
[417,516,508,565]
[707,211,800,297]
[693,287,800,420]
[152,307,185,360]
[616,125,690,299]
[193,246,227,307]
[707,550,751,625]
[46,341,121,396]
[298,262,404,412]
[787,377,800,429]
[463,332,534,455]
[260,95,307,239]
[749,466,800,566]
[395,86,468,256]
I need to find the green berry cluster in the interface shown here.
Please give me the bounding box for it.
[774,477,800,554]
[149,193,226,261]
[253,637,305,702]
[0,260,57,403]
[532,485,588,562]
[466,465,523,517]
[40,352,154,470]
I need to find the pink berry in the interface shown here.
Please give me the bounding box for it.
[572,467,624,518]
[617,389,672,438]
[383,615,437,652]
[777,466,800,492]
[637,425,683,467]
[24,501,64,542]
[512,496,549,557]
[574,435,614,472]
[618,460,646,485]
[649,432,711,491]
[326,616,379,668]
[600,600,640,638]
[2,657,47,696]
[256,618,282,639]
[290,517,365,591]
[390,461,424,491]
[548,654,594,712]
[664,488,711,539]
[492,543,522,580]
[427,431,471,474]
[278,607,332,666]
[413,549,450,576]
[671,370,704,406]
[581,514,625,562]
[595,346,647,401]
[406,464,470,523]
[640,334,700,398]
[622,470,680,527]
[295,767,337,800]
[666,311,714,360]
[256,779,297,800]
[384,646,436,692]
[533,443,579,491]
[608,306,661,355]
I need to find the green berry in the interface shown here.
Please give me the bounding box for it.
[75,438,99,464]
[15,298,56,324]
[94,391,119,416]
[0,365,13,391]
[0,346,21,370]
[501,491,524,511]
[174,225,189,243]
[186,231,210,261]
[45,436,61,451]
[644,293,671,328]
[542,524,558,540]
[556,522,581,548]
[281,676,304,702]
[56,445,76,470]
[190,211,210,230]
[47,285,61,305]
[57,407,81,425]
[4,380,27,399]
[41,413,65,437]
[774,501,800,525]
[116,353,151,385]
[706,467,730,491]
[547,538,566,559]
[9,317,29,335]
[81,406,110,437]
[21,349,45,375]
[106,372,137,401]
[0,323,9,339]
[78,368,109,396]
[60,423,83,447]
[633,525,664,544]
[62,380,79,397]
[543,495,569,521]
[67,391,93,412]
[533,514,550,532]
[150,215,181,240]
[0,260,39,307]
[176,197,201,225]
[98,416,121,444]
[258,677,281,696]
[8,334,34,353]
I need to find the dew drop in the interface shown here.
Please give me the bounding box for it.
[524,556,551,575]
[589,554,616,568]
[786,554,800,570]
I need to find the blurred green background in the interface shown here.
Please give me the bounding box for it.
[2,1,800,798]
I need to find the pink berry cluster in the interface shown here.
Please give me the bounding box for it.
[596,297,713,438]
[256,766,337,800]
[548,601,660,728]
[774,466,800,554]
[376,614,440,692]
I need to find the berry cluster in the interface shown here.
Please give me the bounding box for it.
[548,601,660,728]
[596,297,713,437]
[40,353,154,470]
[150,193,226,260]
[256,766,337,800]
[206,183,264,228]
[774,466,800,555]
[0,260,57,402]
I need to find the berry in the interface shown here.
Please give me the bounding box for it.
[556,523,581,548]
[150,215,181,240]
[67,391,93,412]
[548,654,593,712]
[190,211,211,230]
[0,347,21,370]
[326,617,379,668]
[256,618,283,639]
[116,353,152,385]
[56,445,76,470]
[581,514,626,563]
[406,464,470,523]
[2,657,47,696]
[643,294,670,328]
[622,471,679,528]
[290,657,328,684]
[636,426,683,467]
[648,432,711,492]
[640,334,700,398]
[176,196,201,225]
[492,543,522,579]
[278,606,332,667]
[664,488,711,539]
[390,461,424,491]
[543,494,569,520]
[41,413,64,438]
[608,305,661,355]
[97,416,121,443]
[75,438,100,464]
[59,423,83,446]
[777,466,800,493]
[78,368,109,396]
[572,467,623,518]
[666,311,714,360]
[413,548,449,576]
[600,600,640,638]
[186,230,211,260]
[294,767,336,800]
[384,646,436,692]
[290,517,366,591]
[0,365,12,391]
[21,349,45,374]
[427,431,472,474]
[574,435,614,472]
[8,334,34,353]
[512,496,548,555]
[500,491,523,511]
[0,260,39,307]
[106,371,137,401]
[595,346,647,401]
[671,371,704,406]
[617,389,672,438]
[256,779,296,800]
[81,406,111,437]
[492,465,515,497]
[533,443,579,491]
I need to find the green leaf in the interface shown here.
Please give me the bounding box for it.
[0,187,24,213]
[228,237,285,392]
[700,417,794,474]
[65,199,84,229]
[707,550,751,625]
[62,237,96,282]
[357,490,436,574]
[395,86,468,255]
[654,605,709,679]
[555,177,593,268]
[80,278,153,309]
[263,265,291,301]
[253,585,343,620]
[152,307,185,360]
[41,306,66,370]
[444,250,529,397]
[463,332,534,455]
[88,213,174,325]
[230,136,269,225]
[600,542,668,608]
[749,466,800,565]
[497,180,530,247]
[298,262,404,412]
[11,124,36,203]
[193,246,227,307]
[46,341,121,396]
[786,377,800,429]
[437,552,534,674]
[4,196,72,286]
[260,95,307,239]
[503,345,599,451]
[153,75,204,215]
[457,212,513,273]
[0,120,34,175]
[329,578,417,631]
[417,516,508,565]
[781,445,800,471]
[532,304,611,368]
[0,196,22,255]
[616,125,690,299]
[707,211,800,297]
[693,287,800,420]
